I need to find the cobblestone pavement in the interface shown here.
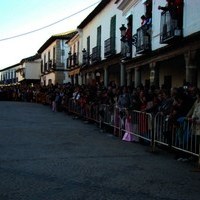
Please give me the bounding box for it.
[0,101,200,200]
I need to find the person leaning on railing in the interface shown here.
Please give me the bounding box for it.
[158,0,178,31]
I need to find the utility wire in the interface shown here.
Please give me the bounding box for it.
[0,1,100,42]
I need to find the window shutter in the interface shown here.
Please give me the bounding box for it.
[110,15,116,53]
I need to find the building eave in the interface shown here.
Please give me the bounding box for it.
[37,30,77,53]
[77,0,111,29]
[0,63,21,72]
[20,54,41,64]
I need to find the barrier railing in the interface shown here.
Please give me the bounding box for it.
[64,100,200,167]
[153,113,200,166]
[124,110,153,144]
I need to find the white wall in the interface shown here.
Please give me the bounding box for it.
[80,0,124,63]
[183,0,200,37]
[24,59,41,80]
[151,0,166,51]
[41,41,56,64]
[41,39,70,71]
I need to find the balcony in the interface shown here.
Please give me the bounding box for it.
[91,46,101,64]
[67,53,78,69]
[104,37,116,58]
[52,61,56,70]
[44,63,48,72]
[82,50,90,66]
[67,55,72,69]
[72,53,78,66]
[160,11,182,44]
[136,25,151,54]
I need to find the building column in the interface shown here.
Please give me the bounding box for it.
[82,73,85,85]
[126,69,132,86]
[134,67,141,88]
[120,62,125,86]
[149,62,159,88]
[184,50,197,86]
[91,72,95,85]
[79,73,83,85]
[104,67,108,88]
[86,72,90,85]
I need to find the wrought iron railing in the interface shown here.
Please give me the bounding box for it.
[104,37,116,58]
[136,25,151,54]
[91,46,101,63]
[160,11,182,43]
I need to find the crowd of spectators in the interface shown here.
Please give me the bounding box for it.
[0,82,199,125]
[1,81,200,160]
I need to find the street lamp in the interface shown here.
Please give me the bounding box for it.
[82,48,86,54]
[119,24,127,37]
[68,51,72,68]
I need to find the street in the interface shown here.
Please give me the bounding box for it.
[0,101,199,200]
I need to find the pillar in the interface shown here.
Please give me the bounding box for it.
[184,50,197,86]
[149,62,159,88]
[134,67,141,88]
[126,69,132,86]
[120,62,126,86]
[104,67,108,88]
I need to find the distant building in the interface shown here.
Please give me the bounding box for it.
[16,54,41,85]
[37,31,77,86]
[0,63,20,85]
[0,54,41,86]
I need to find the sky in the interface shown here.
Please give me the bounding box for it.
[0,0,100,70]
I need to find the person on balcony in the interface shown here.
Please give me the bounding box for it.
[141,14,152,36]
[158,0,178,31]
[141,15,147,26]
[124,22,132,57]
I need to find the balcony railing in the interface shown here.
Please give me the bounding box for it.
[52,61,56,70]
[67,55,72,69]
[160,11,182,44]
[72,53,78,66]
[91,46,101,63]
[67,53,78,68]
[104,37,116,58]
[44,63,48,71]
[82,52,90,66]
[136,25,151,54]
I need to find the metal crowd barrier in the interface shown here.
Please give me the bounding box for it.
[124,110,153,144]
[65,100,200,167]
[99,106,153,144]
[67,99,100,123]
[154,113,200,166]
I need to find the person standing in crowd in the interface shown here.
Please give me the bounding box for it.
[117,86,131,136]
[187,88,200,139]
[117,86,131,109]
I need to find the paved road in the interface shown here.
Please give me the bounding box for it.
[0,101,200,200]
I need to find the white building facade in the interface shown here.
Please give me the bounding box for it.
[117,0,200,89]
[0,63,20,85]
[72,0,125,87]
[38,31,77,86]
